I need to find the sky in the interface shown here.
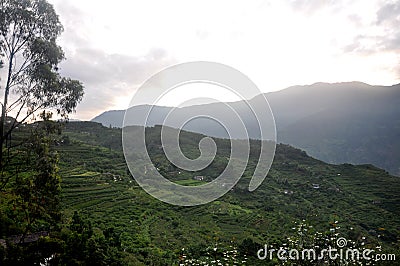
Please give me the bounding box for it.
[47,0,400,120]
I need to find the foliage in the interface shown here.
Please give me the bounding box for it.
[179,241,247,266]
[0,117,63,236]
[0,0,84,169]
[0,1,84,263]
[177,220,397,265]
[50,122,399,265]
[0,211,124,265]
[0,120,399,264]
[266,220,382,265]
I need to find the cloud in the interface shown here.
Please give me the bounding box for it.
[344,1,400,54]
[376,1,400,25]
[52,1,90,49]
[48,0,176,120]
[376,1,400,52]
[58,48,176,120]
[286,0,343,15]
[339,1,400,81]
[287,0,399,56]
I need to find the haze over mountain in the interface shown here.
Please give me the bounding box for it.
[92,82,400,176]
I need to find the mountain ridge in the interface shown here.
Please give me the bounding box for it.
[91,82,400,175]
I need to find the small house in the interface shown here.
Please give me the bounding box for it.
[312,184,320,189]
[284,189,293,195]
[193,176,204,181]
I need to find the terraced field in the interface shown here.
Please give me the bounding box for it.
[55,122,400,264]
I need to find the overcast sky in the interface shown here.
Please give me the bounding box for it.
[47,0,400,120]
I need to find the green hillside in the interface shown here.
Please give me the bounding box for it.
[55,121,400,265]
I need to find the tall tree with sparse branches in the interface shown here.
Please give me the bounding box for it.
[0,1,84,254]
[0,0,84,170]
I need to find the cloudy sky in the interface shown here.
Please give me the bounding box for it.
[47,0,400,120]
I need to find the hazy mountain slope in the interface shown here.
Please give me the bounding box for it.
[274,82,400,175]
[91,109,125,127]
[91,82,400,175]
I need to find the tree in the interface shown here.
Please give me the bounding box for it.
[0,0,84,259]
[0,0,84,169]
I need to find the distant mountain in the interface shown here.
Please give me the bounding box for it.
[91,110,124,128]
[92,82,400,175]
[268,82,400,176]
